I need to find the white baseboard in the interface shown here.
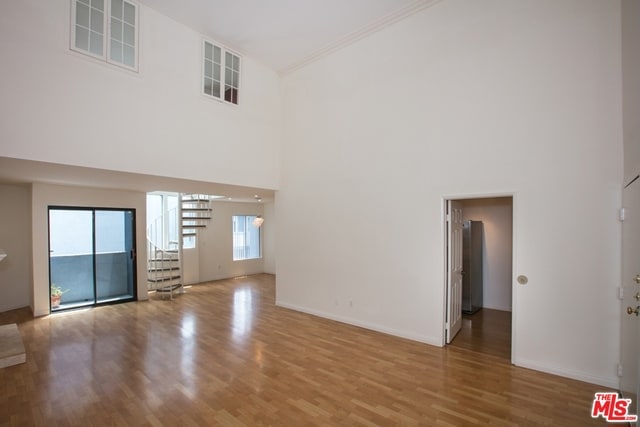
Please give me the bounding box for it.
[515,357,619,389]
[481,304,512,312]
[0,303,31,315]
[275,300,442,347]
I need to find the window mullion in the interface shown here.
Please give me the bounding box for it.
[221,50,226,103]
[104,0,110,64]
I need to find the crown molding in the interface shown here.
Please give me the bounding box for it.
[280,0,443,75]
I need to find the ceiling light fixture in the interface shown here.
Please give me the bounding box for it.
[253,195,264,227]
[253,216,264,228]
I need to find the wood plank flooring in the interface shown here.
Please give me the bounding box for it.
[450,309,512,361]
[0,274,612,426]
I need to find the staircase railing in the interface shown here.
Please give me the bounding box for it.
[145,194,213,300]
[147,210,182,299]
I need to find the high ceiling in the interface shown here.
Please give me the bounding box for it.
[1,1,440,199]
[137,0,440,73]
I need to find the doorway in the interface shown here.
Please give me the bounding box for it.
[444,195,514,361]
[48,207,137,311]
[620,174,640,416]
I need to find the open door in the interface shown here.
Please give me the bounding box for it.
[620,175,640,419]
[446,200,463,343]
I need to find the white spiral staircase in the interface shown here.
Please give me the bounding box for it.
[146,193,212,299]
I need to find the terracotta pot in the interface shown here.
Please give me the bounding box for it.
[51,295,61,308]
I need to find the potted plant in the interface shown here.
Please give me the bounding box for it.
[50,284,68,309]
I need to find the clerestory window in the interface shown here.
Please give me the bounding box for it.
[71,0,138,71]
[203,40,240,105]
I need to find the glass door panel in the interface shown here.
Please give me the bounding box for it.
[95,209,136,303]
[49,209,95,311]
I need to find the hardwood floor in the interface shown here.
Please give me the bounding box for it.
[1,274,611,426]
[450,309,512,361]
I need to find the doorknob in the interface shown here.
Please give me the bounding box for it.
[627,306,640,316]
[635,274,640,284]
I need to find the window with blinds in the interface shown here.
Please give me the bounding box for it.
[232,215,260,260]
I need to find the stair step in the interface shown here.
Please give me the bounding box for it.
[182,224,207,228]
[155,284,183,293]
[0,324,26,368]
[147,267,180,273]
[182,208,212,212]
[182,197,210,202]
[148,275,181,283]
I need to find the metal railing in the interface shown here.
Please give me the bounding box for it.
[146,209,181,296]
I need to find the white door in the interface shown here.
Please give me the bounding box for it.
[446,200,464,344]
[621,176,640,419]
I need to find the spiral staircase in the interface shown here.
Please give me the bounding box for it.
[147,194,212,299]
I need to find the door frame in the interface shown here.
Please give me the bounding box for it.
[442,192,517,364]
[48,205,138,311]
[619,173,640,415]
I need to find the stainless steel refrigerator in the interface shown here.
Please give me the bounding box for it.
[462,220,483,314]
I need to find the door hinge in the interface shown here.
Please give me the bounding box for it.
[446,213,451,222]
[618,363,623,377]
[619,287,624,300]
[619,207,626,222]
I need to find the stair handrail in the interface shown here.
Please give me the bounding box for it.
[146,208,180,292]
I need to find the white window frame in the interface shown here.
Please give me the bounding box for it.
[232,215,261,261]
[70,0,139,72]
[202,39,241,105]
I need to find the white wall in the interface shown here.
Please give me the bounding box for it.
[196,201,265,282]
[182,247,200,285]
[623,0,640,181]
[31,183,147,316]
[0,0,281,190]
[461,197,512,312]
[263,201,276,274]
[278,0,622,388]
[0,184,32,312]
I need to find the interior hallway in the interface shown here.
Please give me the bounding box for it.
[0,274,608,425]
[450,308,512,361]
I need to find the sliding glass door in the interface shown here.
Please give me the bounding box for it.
[49,207,137,311]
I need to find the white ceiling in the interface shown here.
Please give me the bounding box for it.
[137,0,439,73]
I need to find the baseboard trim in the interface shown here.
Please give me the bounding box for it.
[0,303,32,315]
[481,304,512,312]
[275,300,442,347]
[515,357,619,389]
